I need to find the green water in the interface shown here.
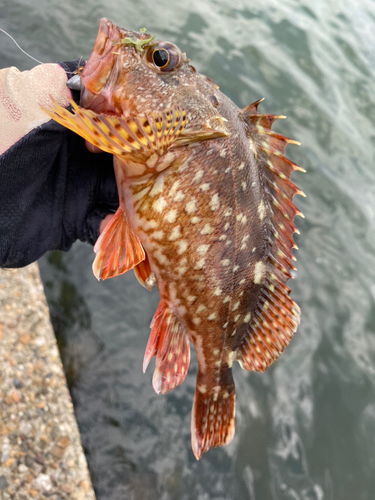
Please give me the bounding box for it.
[2,0,375,498]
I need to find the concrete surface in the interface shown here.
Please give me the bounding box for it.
[0,264,96,500]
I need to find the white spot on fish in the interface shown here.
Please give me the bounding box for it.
[142,219,158,230]
[178,265,188,275]
[169,226,181,241]
[201,224,214,235]
[254,261,266,284]
[208,313,217,321]
[191,216,200,224]
[198,385,207,393]
[225,167,231,174]
[232,301,240,312]
[174,191,185,202]
[215,360,221,367]
[221,259,230,266]
[224,208,232,217]
[196,305,206,314]
[243,313,251,323]
[153,197,167,212]
[241,181,247,191]
[213,349,220,356]
[233,265,239,272]
[132,187,150,202]
[154,249,167,265]
[152,230,164,240]
[219,149,227,158]
[239,279,246,285]
[149,175,165,196]
[219,235,227,241]
[223,296,230,304]
[228,351,236,368]
[238,162,245,171]
[210,193,220,211]
[234,314,240,322]
[185,200,197,214]
[197,244,210,255]
[187,296,197,303]
[170,181,180,197]
[223,322,228,328]
[193,317,201,325]
[224,222,230,230]
[195,258,205,270]
[193,170,204,183]
[165,209,177,223]
[200,183,210,191]
[236,213,246,223]
[258,200,266,221]
[178,240,188,254]
[213,287,222,296]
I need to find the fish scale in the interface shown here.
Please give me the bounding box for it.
[43,17,303,460]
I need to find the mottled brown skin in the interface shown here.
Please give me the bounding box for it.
[48,18,302,459]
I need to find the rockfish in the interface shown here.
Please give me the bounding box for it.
[45,18,304,459]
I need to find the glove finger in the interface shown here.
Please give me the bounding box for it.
[84,206,117,246]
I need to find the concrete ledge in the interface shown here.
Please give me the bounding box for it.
[0,264,95,500]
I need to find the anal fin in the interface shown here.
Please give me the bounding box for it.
[191,370,236,460]
[133,254,153,290]
[143,301,190,395]
[93,207,145,280]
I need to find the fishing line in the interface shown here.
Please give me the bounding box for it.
[0,28,44,65]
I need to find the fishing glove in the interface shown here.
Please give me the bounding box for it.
[0,59,118,268]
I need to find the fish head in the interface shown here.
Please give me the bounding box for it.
[80,18,227,135]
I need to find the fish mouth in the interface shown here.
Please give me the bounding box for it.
[79,18,123,114]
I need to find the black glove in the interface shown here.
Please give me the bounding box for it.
[0,59,119,268]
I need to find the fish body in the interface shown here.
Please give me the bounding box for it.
[45,18,303,459]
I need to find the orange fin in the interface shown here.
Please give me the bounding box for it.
[133,254,154,290]
[143,301,190,395]
[93,207,145,280]
[237,279,301,372]
[43,99,187,162]
[236,99,303,372]
[191,370,236,460]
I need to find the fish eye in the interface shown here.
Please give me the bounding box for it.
[152,48,169,68]
[146,42,183,72]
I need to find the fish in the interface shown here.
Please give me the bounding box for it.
[44,18,304,460]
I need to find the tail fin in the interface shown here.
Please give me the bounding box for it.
[191,370,236,460]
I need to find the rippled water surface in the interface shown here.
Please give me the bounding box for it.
[2,0,375,498]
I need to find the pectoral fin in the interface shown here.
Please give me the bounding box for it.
[43,100,229,161]
[93,207,145,280]
[43,99,187,163]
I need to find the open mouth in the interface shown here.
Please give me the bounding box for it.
[78,18,123,114]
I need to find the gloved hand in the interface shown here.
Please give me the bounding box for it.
[0,59,118,268]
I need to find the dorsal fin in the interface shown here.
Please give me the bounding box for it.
[238,100,304,372]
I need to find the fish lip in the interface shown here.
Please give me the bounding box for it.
[79,18,123,113]
[80,18,121,96]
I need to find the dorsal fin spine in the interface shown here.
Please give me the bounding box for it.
[237,99,303,373]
